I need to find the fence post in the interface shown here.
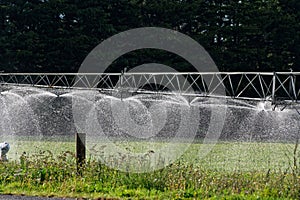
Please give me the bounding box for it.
[76,132,86,174]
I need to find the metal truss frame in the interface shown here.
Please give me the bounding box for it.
[0,72,299,106]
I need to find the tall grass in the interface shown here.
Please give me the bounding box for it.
[0,141,300,199]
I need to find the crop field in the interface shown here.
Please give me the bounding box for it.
[0,137,299,199]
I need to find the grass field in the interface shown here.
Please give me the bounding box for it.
[0,138,299,199]
[7,138,300,171]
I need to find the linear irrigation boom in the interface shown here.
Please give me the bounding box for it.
[0,72,299,108]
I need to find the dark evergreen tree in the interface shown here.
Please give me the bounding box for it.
[0,0,298,72]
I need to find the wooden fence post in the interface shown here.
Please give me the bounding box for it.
[76,132,86,174]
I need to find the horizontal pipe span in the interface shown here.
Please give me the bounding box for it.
[0,72,300,76]
[0,72,299,104]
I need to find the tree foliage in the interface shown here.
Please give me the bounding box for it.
[0,0,298,72]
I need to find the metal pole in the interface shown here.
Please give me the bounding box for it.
[289,69,297,101]
[76,132,86,174]
[272,72,276,104]
[120,70,125,101]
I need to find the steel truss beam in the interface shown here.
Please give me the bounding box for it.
[0,72,299,104]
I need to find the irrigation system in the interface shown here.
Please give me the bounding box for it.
[0,72,299,108]
[0,72,299,169]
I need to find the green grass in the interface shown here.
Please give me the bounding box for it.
[0,139,299,199]
[7,139,299,171]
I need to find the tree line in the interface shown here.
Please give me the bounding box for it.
[0,0,299,73]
